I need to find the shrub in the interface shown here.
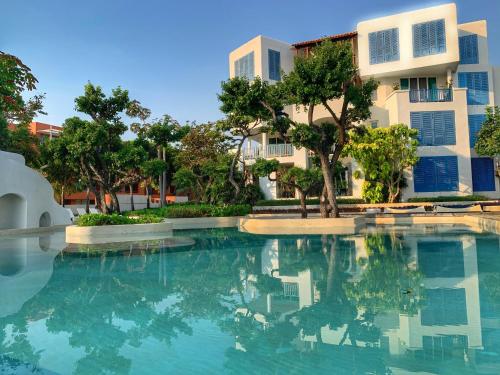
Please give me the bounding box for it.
[254,198,364,206]
[77,213,163,226]
[407,195,490,203]
[126,204,252,219]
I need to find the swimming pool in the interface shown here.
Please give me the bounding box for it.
[1,226,499,374]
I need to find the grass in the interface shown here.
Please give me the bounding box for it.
[254,198,365,206]
[126,204,252,218]
[407,195,491,203]
[77,213,163,227]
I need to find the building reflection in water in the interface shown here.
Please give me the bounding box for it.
[236,227,500,373]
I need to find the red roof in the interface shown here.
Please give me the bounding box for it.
[292,31,357,48]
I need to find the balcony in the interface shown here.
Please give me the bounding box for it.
[409,88,453,103]
[244,144,294,160]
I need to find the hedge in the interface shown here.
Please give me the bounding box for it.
[77,213,163,227]
[407,195,491,203]
[126,204,252,218]
[254,198,365,206]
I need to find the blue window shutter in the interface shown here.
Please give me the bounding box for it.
[436,19,446,53]
[369,28,399,64]
[414,156,458,192]
[414,158,432,192]
[468,114,486,147]
[471,158,495,191]
[432,112,446,145]
[458,72,489,105]
[443,111,456,145]
[413,19,446,57]
[369,32,377,64]
[410,112,423,143]
[421,112,434,145]
[459,35,478,64]
[268,50,281,81]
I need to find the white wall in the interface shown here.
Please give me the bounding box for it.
[0,151,71,229]
[357,3,459,79]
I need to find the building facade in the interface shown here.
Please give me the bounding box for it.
[229,3,500,200]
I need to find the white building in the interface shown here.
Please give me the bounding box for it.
[229,3,500,201]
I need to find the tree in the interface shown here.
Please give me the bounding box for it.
[140,159,167,209]
[475,106,500,177]
[131,114,189,207]
[39,136,78,206]
[0,51,45,164]
[218,77,281,200]
[62,83,147,213]
[251,159,323,218]
[275,41,378,217]
[344,124,419,203]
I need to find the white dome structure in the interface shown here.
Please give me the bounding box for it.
[0,150,71,230]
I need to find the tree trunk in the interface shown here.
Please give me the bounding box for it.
[60,185,65,207]
[111,192,121,214]
[229,138,245,201]
[158,147,164,208]
[98,183,109,214]
[319,185,329,218]
[129,184,135,211]
[162,147,167,206]
[85,186,90,213]
[146,184,151,209]
[299,191,307,218]
[319,152,339,218]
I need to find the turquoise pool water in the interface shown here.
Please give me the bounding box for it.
[1,226,500,374]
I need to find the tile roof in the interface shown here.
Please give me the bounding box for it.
[292,31,357,48]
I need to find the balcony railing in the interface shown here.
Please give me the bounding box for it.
[267,144,294,157]
[409,88,453,103]
[244,144,294,160]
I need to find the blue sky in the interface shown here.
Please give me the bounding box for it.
[2,0,499,137]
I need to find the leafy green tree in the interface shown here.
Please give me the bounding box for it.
[344,124,419,203]
[277,41,378,217]
[62,83,147,213]
[475,106,500,177]
[252,159,322,218]
[218,77,281,199]
[39,136,78,206]
[132,114,189,206]
[0,51,45,164]
[140,159,167,209]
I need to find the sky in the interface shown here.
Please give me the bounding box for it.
[2,0,500,138]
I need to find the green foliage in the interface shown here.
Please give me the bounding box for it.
[77,213,162,226]
[407,195,490,202]
[237,184,264,206]
[475,106,500,159]
[251,158,280,178]
[281,166,323,193]
[127,204,251,218]
[345,124,418,203]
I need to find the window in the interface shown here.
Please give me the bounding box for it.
[369,120,378,129]
[369,28,400,64]
[413,19,446,57]
[418,241,464,278]
[468,114,486,147]
[268,49,281,81]
[413,156,458,192]
[421,288,468,326]
[458,72,489,105]
[459,34,479,64]
[410,111,456,146]
[234,52,254,80]
[471,158,495,191]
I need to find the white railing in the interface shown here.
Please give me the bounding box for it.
[283,282,299,298]
[266,144,294,157]
[243,144,294,160]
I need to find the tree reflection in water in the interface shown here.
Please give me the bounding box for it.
[0,228,497,374]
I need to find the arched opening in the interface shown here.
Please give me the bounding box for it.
[0,194,27,230]
[39,212,51,228]
[0,239,27,276]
